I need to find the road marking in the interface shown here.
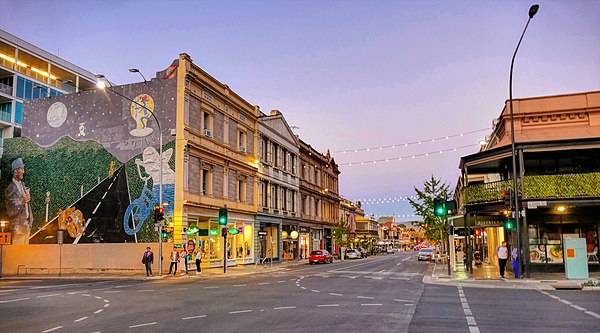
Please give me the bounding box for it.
[104,299,109,303]
[274,306,297,310]
[229,310,252,314]
[361,304,383,306]
[92,202,102,214]
[466,316,476,325]
[311,290,320,293]
[108,183,113,190]
[104,304,110,308]
[129,322,157,328]
[585,311,600,319]
[104,290,121,293]
[172,287,188,291]
[81,294,91,297]
[94,309,103,314]
[233,284,247,287]
[137,289,154,292]
[571,305,586,311]
[389,277,410,280]
[462,303,470,309]
[37,294,61,298]
[74,316,88,322]
[258,282,270,285]
[460,297,467,302]
[0,297,29,303]
[318,304,339,307]
[394,299,413,302]
[300,287,306,289]
[469,327,481,333]
[95,296,103,300]
[559,299,572,305]
[204,286,219,289]
[277,280,286,283]
[396,263,402,266]
[42,326,63,332]
[102,192,107,199]
[182,315,207,320]
[464,308,472,315]
[357,296,374,299]
[329,293,343,296]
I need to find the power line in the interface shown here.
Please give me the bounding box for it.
[339,143,479,166]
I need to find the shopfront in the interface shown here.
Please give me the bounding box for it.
[282,222,299,260]
[256,214,281,262]
[299,226,310,258]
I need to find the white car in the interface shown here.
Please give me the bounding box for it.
[345,249,361,259]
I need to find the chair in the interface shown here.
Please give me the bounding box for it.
[588,247,598,263]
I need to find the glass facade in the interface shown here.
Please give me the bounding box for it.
[15,75,61,100]
[0,102,11,122]
[192,219,254,267]
[14,101,22,124]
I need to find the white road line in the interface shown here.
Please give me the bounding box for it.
[460,297,467,302]
[0,297,29,303]
[182,315,207,320]
[258,282,270,285]
[104,304,110,308]
[94,296,103,300]
[317,304,339,307]
[394,299,413,302]
[92,202,102,215]
[94,309,103,314]
[102,192,107,199]
[462,303,470,309]
[458,286,480,332]
[233,284,247,287]
[129,322,157,328]
[549,295,560,299]
[277,280,286,283]
[357,296,374,299]
[361,304,383,306]
[571,305,586,311]
[300,287,306,289]
[137,290,154,292]
[464,308,472,315]
[559,299,572,305]
[42,326,63,332]
[229,310,252,314]
[172,288,188,291]
[389,277,410,280]
[396,263,402,266]
[37,294,61,298]
[311,290,320,293]
[469,327,481,333]
[204,286,219,289]
[0,289,21,293]
[81,294,91,297]
[466,316,476,326]
[329,293,343,296]
[104,290,121,293]
[585,311,600,319]
[103,299,109,303]
[274,306,297,310]
[74,316,88,323]
[108,183,113,190]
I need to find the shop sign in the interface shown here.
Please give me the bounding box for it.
[229,228,239,235]
[527,201,547,209]
[209,229,219,236]
[299,227,309,233]
[258,231,268,236]
[237,226,244,234]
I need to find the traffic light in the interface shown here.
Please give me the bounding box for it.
[504,219,514,231]
[157,207,165,222]
[221,227,229,237]
[503,188,514,210]
[218,207,228,225]
[433,197,447,217]
[161,229,168,239]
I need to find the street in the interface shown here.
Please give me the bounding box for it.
[1,251,599,333]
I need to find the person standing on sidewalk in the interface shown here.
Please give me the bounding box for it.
[142,246,154,277]
[195,249,203,275]
[180,247,189,275]
[496,241,509,278]
[168,246,179,275]
[512,246,519,278]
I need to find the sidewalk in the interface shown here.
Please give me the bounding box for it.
[426,260,600,290]
[0,259,311,281]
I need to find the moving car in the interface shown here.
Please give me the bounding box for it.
[417,248,435,261]
[345,249,361,259]
[309,250,333,264]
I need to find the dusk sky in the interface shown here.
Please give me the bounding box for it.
[2,0,599,221]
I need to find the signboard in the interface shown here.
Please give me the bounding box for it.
[209,229,219,236]
[258,231,268,236]
[527,201,547,209]
[299,227,309,233]
[228,228,239,235]
[0,232,11,245]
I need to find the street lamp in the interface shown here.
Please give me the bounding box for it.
[129,68,148,83]
[95,73,165,276]
[509,4,539,279]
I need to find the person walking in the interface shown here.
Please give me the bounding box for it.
[195,249,203,275]
[496,241,509,278]
[168,246,179,275]
[180,248,189,275]
[512,246,519,278]
[142,246,154,277]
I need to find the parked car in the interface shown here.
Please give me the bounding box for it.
[356,247,368,258]
[309,250,333,264]
[345,249,361,259]
[417,248,435,261]
[386,247,395,254]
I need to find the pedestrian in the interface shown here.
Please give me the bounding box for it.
[168,246,179,275]
[496,241,509,278]
[512,246,519,278]
[142,246,154,277]
[180,248,189,275]
[195,249,203,275]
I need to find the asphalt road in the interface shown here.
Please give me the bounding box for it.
[1,252,599,333]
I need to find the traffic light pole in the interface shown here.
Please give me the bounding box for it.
[223,228,227,274]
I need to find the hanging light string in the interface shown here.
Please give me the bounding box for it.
[339,143,479,166]
[367,213,419,219]
[333,128,490,154]
[355,195,418,205]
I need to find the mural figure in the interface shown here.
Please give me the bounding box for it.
[129,94,155,137]
[5,158,33,244]
[123,146,175,235]
[77,122,86,137]
[58,207,85,238]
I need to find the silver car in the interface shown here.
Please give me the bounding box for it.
[345,249,361,259]
[417,248,435,261]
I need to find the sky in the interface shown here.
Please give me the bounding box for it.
[2,0,599,221]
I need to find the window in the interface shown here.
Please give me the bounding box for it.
[291,155,297,175]
[282,149,288,171]
[0,103,11,122]
[271,143,277,166]
[184,159,189,191]
[282,189,288,211]
[271,185,278,210]
[223,169,229,199]
[261,181,268,208]
[238,130,247,153]
[291,191,296,213]
[203,111,213,137]
[16,76,24,98]
[201,169,210,195]
[224,117,229,145]
[15,102,22,124]
[260,137,268,161]
[184,95,189,125]
[238,178,246,202]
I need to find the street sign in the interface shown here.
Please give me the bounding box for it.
[228,228,239,235]
[0,232,12,244]
[258,231,267,236]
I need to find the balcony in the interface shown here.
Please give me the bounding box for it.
[464,172,600,205]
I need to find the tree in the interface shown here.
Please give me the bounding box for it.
[332,218,352,249]
[407,175,452,245]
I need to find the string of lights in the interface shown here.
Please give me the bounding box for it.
[339,143,479,166]
[333,128,490,154]
[368,213,419,219]
[355,195,418,205]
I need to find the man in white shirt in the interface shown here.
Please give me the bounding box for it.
[496,241,509,278]
[5,158,33,244]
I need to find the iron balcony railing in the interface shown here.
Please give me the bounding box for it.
[464,172,600,205]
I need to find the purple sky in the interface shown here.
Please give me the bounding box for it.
[2,0,599,221]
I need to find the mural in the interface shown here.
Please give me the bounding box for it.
[1,61,179,244]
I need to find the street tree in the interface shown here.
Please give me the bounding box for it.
[407,175,452,245]
[332,218,352,251]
